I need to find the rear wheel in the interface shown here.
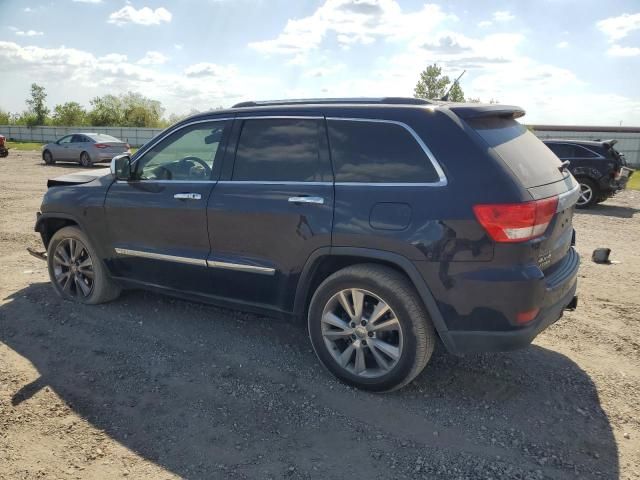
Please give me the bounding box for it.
[43,150,55,165]
[308,264,435,392]
[576,178,599,209]
[80,151,91,168]
[47,226,121,304]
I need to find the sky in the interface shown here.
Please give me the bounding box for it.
[1,0,639,125]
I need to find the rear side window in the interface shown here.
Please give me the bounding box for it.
[546,143,573,158]
[327,120,439,183]
[468,118,565,188]
[572,145,599,158]
[233,118,329,182]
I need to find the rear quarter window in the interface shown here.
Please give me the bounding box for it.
[327,119,440,183]
[468,118,565,188]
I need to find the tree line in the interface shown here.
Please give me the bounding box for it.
[0,66,493,128]
[0,83,193,128]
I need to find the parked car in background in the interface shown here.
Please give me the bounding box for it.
[0,134,8,157]
[42,133,130,168]
[543,139,634,208]
[33,98,580,391]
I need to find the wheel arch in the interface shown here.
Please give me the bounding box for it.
[294,247,456,353]
[35,213,82,248]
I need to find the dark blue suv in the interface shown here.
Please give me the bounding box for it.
[35,98,580,391]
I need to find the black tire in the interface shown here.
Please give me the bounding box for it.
[576,178,599,209]
[0,147,8,158]
[308,264,435,392]
[47,226,121,304]
[43,150,55,165]
[80,151,91,168]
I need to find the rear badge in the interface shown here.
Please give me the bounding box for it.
[538,251,552,269]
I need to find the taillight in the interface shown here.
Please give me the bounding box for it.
[473,197,558,243]
[94,143,108,149]
[516,308,540,325]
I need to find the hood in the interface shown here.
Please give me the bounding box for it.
[47,168,111,188]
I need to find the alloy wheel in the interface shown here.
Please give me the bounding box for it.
[577,183,593,206]
[52,238,94,298]
[321,288,403,378]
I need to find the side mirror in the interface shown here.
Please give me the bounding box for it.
[110,154,132,180]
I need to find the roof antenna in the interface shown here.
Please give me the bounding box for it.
[441,70,466,101]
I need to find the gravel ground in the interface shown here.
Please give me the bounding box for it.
[1,151,639,480]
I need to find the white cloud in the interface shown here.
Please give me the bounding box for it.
[249,0,457,62]
[184,62,238,78]
[73,0,103,3]
[108,6,172,26]
[16,30,44,37]
[597,13,640,42]
[556,41,569,48]
[477,20,492,28]
[493,11,514,22]
[173,44,183,50]
[23,7,33,12]
[0,41,264,114]
[607,44,640,57]
[137,51,168,65]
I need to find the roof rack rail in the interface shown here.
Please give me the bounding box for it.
[231,97,433,108]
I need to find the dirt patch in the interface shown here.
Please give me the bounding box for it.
[1,151,639,479]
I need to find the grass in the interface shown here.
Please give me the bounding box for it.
[627,172,640,191]
[6,141,44,151]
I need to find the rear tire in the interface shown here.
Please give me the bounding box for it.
[47,226,121,304]
[43,150,55,165]
[308,264,435,392]
[80,151,91,168]
[576,178,599,209]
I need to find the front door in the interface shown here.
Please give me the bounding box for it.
[207,115,334,313]
[104,118,232,293]
[54,135,73,161]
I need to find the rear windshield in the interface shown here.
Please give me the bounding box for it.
[467,117,565,188]
[87,133,122,143]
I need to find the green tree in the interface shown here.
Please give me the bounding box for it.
[25,83,49,126]
[88,94,123,126]
[0,109,10,125]
[448,81,465,102]
[121,92,164,127]
[52,102,87,126]
[414,64,455,100]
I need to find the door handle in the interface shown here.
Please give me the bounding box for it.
[288,196,324,205]
[174,193,202,200]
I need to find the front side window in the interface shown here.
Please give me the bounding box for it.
[232,118,328,182]
[58,135,72,144]
[136,120,230,181]
[327,120,439,183]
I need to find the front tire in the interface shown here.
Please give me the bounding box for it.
[47,226,121,304]
[576,178,599,209]
[80,151,91,168]
[308,264,435,392]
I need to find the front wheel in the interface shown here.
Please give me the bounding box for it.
[308,264,436,392]
[576,178,599,209]
[47,226,121,304]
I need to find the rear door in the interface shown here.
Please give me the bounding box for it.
[207,115,334,312]
[104,118,232,293]
[467,117,579,271]
[69,134,86,161]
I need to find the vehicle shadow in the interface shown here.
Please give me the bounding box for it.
[575,203,639,219]
[0,283,619,479]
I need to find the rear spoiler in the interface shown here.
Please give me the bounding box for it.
[600,139,618,149]
[447,104,525,120]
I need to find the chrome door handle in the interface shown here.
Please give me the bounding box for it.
[288,196,324,205]
[174,193,202,200]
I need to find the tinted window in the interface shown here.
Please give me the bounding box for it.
[572,145,599,158]
[71,134,85,143]
[233,119,327,182]
[468,118,565,188]
[137,120,229,181]
[58,135,72,144]
[327,120,439,183]
[546,143,573,158]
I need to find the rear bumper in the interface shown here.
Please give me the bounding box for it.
[447,281,577,353]
[417,247,580,355]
